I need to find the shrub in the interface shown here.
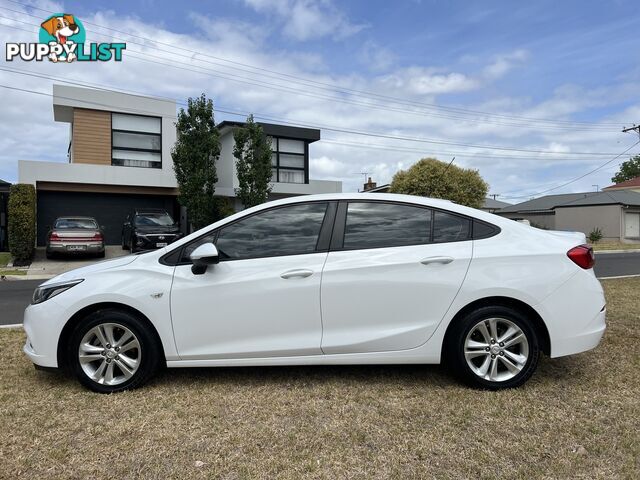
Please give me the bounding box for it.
[8,184,36,265]
[588,227,603,243]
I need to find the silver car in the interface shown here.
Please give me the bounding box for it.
[46,217,105,259]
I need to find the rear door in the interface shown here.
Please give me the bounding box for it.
[320,201,472,354]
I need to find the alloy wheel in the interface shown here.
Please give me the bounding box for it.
[463,317,529,383]
[78,322,141,386]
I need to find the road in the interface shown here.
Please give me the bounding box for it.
[1,252,638,326]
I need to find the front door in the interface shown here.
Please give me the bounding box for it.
[320,201,472,354]
[170,202,331,360]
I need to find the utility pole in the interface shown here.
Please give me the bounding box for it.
[490,193,500,200]
[592,184,599,192]
[622,125,640,139]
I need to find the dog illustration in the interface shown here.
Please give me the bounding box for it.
[40,14,79,62]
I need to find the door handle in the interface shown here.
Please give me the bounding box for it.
[420,256,454,265]
[280,269,314,279]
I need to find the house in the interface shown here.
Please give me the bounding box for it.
[18,85,341,246]
[498,191,640,242]
[0,179,10,251]
[360,178,511,212]
[603,176,640,193]
[480,197,511,213]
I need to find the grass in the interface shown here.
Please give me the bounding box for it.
[591,242,640,251]
[0,252,26,275]
[0,279,638,479]
[0,269,27,276]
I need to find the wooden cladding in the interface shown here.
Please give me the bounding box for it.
[72,109,111,165]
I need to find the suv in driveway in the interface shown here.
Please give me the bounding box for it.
[122,209,181,253]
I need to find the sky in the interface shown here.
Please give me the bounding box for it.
[1,0,640,201]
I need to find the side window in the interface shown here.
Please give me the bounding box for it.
[343,202,431,250]
[215,203,328,260]
[433,211,470,243]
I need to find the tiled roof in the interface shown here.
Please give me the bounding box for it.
[603,176,640,190]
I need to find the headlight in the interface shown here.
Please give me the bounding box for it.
[32,279,84,305]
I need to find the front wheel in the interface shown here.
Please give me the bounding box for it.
[67,309,161,393]
[446,306,539,389]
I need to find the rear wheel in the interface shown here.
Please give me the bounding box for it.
[446,306,539,389]
[121,234,129,250]
[67,309,161,393]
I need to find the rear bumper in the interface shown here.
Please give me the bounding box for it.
[47,241,104,253]
[550,307,606,358]
[538,269,607,358]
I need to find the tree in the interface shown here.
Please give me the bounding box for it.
[611,155,640,184]
[233,115,273,208]
[389,158,488,209]
[172,94,220,230]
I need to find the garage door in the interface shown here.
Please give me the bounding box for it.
[37,191,179,246]
[625,212,640,239]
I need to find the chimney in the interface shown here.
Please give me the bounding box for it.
[363,177,377,191]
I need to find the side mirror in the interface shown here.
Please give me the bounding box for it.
[190,243,219,275]
[101,225,106,230]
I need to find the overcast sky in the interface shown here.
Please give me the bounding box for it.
[1,0,640,200]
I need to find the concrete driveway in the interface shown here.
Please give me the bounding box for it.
[27,246,130,276]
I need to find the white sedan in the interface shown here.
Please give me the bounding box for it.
[23,193,606,393]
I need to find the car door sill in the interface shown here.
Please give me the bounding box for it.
[166,347,440,368]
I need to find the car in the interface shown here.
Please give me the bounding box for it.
[46,217,105,259]
[23,193,606,393]
[122,208,181,253]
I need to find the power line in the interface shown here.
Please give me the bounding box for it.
[501,141,640,199]
[0,2,628,131]
[1,12,622,133]
[0,68,624,155]
[1,79,636,199]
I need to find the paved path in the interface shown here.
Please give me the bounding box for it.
[593,251,640,278]
[1,252,638,326]
[0,279,42,326]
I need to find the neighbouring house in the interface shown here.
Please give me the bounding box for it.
[0,179,10,251]
[603,176,640,193]
[360,178,510,212]
[498,191,640,242]
[480,197,511,213]
[18,85,341,246]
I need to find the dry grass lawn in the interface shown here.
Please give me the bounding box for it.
[1,279,639,479]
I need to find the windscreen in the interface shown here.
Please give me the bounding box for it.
[135,213,175,227]
[54,218,98,229]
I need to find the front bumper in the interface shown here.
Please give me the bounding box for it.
[22,299,67,368]
[134,234,180,250]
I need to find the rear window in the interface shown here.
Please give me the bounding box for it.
[343,202,431,250]
[54,218,97,229]
[135,212,175,227]
[433,211,471,243]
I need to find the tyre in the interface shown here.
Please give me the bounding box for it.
[46,250,54,259]
[67,309,162,393]
[122,235,130,250]
[97,250,105,258]
[445,306,539,389]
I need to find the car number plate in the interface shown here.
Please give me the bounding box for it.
[67,245,87,251]
[156,242,168,248]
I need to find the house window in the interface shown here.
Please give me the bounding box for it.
[112,113,162,168]
[269,137,307,184]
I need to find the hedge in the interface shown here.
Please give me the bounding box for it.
[8,184,36,265]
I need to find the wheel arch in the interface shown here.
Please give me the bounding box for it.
[442,296,551,357]
[57,302,166,371]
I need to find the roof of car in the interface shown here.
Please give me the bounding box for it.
[55,216,98,220]
[134,208,170,214]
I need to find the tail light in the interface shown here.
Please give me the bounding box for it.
[93,232,103,241]
[49,232,61,241]
[567,244,595,269]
